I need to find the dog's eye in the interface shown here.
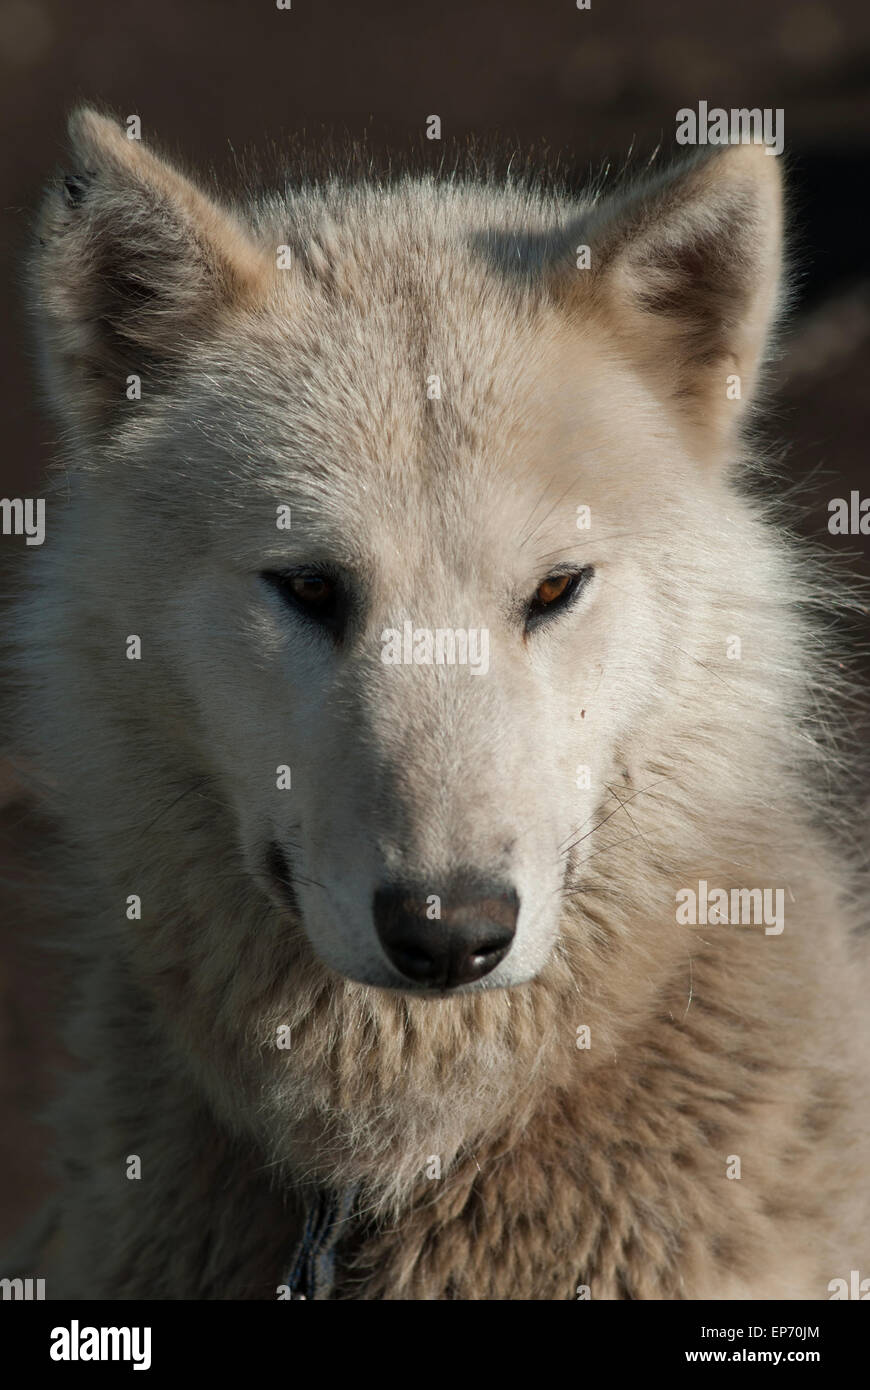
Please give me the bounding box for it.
[536,574,573,606]
[287,574,333,607]
[261,570,345,638]
[525,568,593,631]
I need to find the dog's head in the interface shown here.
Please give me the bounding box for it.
[31,110,782,995]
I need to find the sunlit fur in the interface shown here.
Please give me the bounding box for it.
[5,110,869,1298]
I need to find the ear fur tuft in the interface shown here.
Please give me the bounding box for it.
[549,143,784,452]
[31,107,272,437]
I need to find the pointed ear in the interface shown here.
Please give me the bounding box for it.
[31,108,272,436]
[551,144,784,452]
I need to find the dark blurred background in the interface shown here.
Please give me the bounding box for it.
[1,0,868,1248]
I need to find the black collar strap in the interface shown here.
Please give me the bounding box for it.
[283,1185,359,1300]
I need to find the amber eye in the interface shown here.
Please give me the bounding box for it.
[525,567,592,631]
[535,574,573,606]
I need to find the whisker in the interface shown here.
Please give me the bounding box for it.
[559,778,668,858]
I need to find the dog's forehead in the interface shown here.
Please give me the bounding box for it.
[188,302,652,583]
[186,204,667,565]
[213,262,563,498]
[288,260,548,446]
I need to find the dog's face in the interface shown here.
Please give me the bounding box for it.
[151,316,669,994]
[32,111,781,995]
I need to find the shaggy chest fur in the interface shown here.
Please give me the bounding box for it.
[39,815,868,1301]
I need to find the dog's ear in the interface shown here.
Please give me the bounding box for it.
[550,144,783,453]
[31,108,271,437]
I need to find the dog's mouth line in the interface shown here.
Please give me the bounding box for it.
[265,840,302,914]
[262,834,571,995]
[261,840,550,997]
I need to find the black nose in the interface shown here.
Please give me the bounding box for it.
[373,876,519,988]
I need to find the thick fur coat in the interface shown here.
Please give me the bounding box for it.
[6,110,870,1298]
